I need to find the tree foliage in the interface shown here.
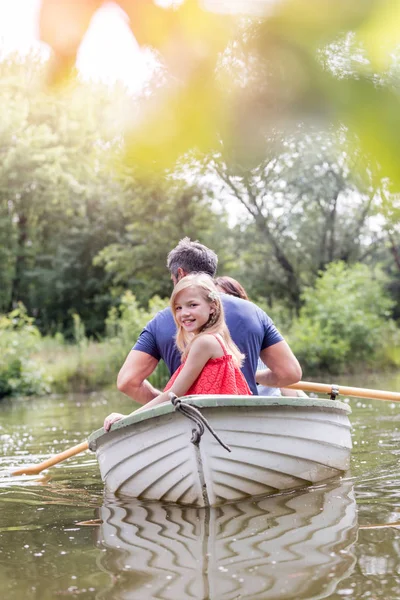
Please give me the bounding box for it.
[289,262,397,373]
[94,173,230,304]
[203,129,384,310]
[0,57,132,334]
[0,56,232,335]
[35,0,400,195]
[0,304,49,397]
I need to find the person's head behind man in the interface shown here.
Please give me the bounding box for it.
[167,237,218,286]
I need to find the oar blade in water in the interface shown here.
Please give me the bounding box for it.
[11,464,44,476]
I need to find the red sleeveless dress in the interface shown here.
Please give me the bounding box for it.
[164,335,252,396]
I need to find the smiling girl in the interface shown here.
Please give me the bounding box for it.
[104,273,251,431]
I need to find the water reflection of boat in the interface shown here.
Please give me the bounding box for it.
[88,396,352,507]
[95,480,358,600]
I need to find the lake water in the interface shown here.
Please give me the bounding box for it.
[1,373,400,600]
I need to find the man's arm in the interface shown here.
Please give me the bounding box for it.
[257,340,302,388]
[117,350,161,404]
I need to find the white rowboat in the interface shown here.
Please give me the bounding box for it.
[88,395,352,507]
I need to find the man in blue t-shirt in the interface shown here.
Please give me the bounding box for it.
[117,238,302,403]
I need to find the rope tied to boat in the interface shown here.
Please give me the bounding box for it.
[169,393,231,453]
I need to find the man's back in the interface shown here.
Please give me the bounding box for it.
[133,294,283,395]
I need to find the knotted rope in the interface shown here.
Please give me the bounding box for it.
[169,393,231,453]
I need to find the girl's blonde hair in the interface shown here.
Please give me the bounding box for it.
[170,273,245,366]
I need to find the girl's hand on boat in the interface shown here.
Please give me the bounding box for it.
[104,412,126,432]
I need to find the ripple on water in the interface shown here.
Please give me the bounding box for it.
[1,391,400,600]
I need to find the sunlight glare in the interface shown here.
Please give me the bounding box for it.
[0,0,157,92]
[77,2,158,91]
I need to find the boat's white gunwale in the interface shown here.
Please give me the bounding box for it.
[88,395,351,450]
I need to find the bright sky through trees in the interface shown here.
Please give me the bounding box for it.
[0,0,155,91]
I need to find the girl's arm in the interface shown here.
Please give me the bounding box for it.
[104,336,217,430]
[166,335,216,396]
[134,336,216,412]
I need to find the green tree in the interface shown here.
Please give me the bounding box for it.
[289,261,397,373]
[203,129,381,312]
[94,173,232,305]
[0,55,132,335]
[0,304,49,397]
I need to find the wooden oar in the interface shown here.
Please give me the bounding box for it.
[359,522,400,530]
[11,440,89,476]
[288,380,400,402]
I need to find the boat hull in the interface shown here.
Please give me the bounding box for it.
[89,395,352,507]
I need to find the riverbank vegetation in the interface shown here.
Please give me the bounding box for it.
[1,261,399,397]
[1,43,399,397]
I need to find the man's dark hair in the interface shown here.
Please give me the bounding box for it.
[167,237,218,278]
